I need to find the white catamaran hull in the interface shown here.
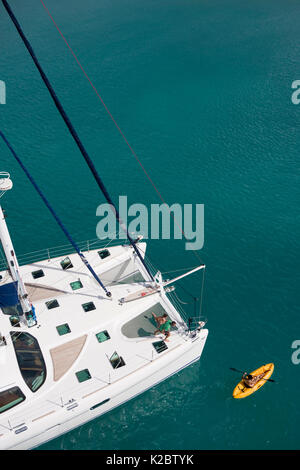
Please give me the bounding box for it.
[5,329,208,450]
[0,3,209,451]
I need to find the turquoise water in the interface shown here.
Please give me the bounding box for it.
[1,0,299,450]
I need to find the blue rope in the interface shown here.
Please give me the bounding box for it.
[2,0,154,283]
[0,129,111,297]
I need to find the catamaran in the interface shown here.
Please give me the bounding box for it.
[0,0,208,450]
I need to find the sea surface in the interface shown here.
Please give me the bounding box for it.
[0,0,299,450]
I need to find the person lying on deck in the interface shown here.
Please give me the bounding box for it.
[154,319,176,342]
[152,312,168,327]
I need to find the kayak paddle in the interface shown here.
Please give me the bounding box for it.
[230,367,276,383]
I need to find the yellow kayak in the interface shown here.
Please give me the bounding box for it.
[233,363,274,399]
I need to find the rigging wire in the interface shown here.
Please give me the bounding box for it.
[139,244,206,319]
[1,0,207,321]
[2,0,155,285]
[38,0,205,266]
[199,264,206,316]
[0,128,111,297]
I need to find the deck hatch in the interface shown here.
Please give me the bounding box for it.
[109,351,125,369]
[70,280,83,290]
[31,269,45,279]
[56,323,71,336]
[82,302,96,312]
[46,299,59,310]
[96,330,110,343]
[60,256,73,270]
[76,369,91,383]
[98,249,110,260]
[9,315,20,327]
[152,341,168,354]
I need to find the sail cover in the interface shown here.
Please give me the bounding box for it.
[0,281,18,307]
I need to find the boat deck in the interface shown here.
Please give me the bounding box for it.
[0,243,207,450]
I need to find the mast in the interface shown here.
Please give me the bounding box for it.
[2,0,155,284]
[0,173,33,325]
[0,207,32,313]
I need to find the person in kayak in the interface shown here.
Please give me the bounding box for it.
[154,319,176,342]
[242,372,265,388]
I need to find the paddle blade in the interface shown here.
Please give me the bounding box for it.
[230,367,244,374]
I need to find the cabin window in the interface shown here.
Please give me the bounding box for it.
[109,351,125,369]
[82,302,96,313]
[10,332,47,392]
[90,398,110,410]
[45,299,59,310]
[152,341,168,354]
[76,369,91,383]
[96,330,110,343]
[70,280,83,291]
[98,249,110,260]
[56,323,71,336]
[32,269,44,279]
[60,257,73,270]
[0,386,25,414]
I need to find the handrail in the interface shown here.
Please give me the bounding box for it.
[0,236,128,271]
